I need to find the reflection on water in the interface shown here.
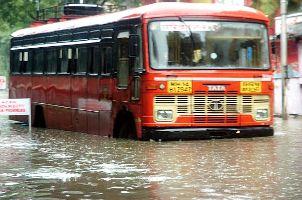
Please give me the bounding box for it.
[1,114,302,199]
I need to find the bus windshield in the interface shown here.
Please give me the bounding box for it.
[149,21,270,69]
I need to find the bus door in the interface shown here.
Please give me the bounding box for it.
[71,46,88,133]
[116,30,131,101]
[115,27,142,101]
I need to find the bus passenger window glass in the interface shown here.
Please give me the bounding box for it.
[27,51,34,73]
[59,48,69,73]
[149,21,269,69]
[87,47,93,74]
[101,47,112,75]
[24,52,29,62]
[47,49,57,74]
[134,28,143,72]
[106,47,113,73]
[21,51,32,74]
[33,49,44,73]
[68,48,73,59]
[19,52,23,61]
[117,31,129,87]
[77,47,88,74]
[90,46,100,75]
[12,51,21,73]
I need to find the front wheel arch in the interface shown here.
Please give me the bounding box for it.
[113,109,137,139]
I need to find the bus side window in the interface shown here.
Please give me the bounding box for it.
[19,50,33,74]
[76,46,88,75]
[46,48,57,74]
[33,49,44,74]
[101,46,112,75]
[87,47,93,74]
[12,51,22,73]
[21,51,29,74]
[28,50,34,73]
[133,28,143,72]
[72,48,78,74]
[89,46,100,75]
[117,31,130,88]
[105,47,113,74]
[58,48,69,74]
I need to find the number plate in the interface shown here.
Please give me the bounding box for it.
[168,80,192,94]
[240,81,262,93]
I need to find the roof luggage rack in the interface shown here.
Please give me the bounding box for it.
[31,1,126,27]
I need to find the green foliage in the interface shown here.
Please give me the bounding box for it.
[252,0,302,20]
[0,0,36,76]
[252,0,279,21]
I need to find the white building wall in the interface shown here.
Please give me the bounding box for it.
[274,78,302,115]
[299,41,302,84]
[274,41,302,116]
[274,79,282,115]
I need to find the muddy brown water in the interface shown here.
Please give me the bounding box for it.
[0,90,302,199]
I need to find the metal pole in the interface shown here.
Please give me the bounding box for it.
[280,0,288,120]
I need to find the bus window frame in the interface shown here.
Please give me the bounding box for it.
[88,45,101,76]
[74,45,88,76]
[99,44,113,77]
[98,26,114,78]
[9,19,141,79]
[46,47,59,75]
[57,47,71,75]
[115,29,130,89]
[32,48,45,75]
[21,50,33,75]
[130,24,143,74]
[11,50,22,74]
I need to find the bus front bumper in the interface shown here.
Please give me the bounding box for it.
[142,127,274,141]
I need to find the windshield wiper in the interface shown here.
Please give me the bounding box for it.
[178,17,197,65]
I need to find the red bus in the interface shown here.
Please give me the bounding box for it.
[9,2,274,140]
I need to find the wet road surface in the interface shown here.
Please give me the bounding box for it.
[0,91,302,199]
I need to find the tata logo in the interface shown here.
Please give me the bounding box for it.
[207,85,226,91]
[208,100,224,111]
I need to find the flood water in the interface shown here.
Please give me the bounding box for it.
[0,91,302,199]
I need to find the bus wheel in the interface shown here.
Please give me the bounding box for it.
[113,110,137,140]
[33,105,46,128]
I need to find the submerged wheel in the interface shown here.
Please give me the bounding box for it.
[113,110,137,140]
[33,105,46,128]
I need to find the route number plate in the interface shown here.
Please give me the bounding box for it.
[168,80,192,94]
[240,81,262,93]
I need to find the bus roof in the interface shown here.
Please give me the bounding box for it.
[12,2,268,38]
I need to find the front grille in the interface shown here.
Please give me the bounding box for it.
[194,115,238,123]
[154,96,176,103]
[154,95,269,116]
[193,96,239,114]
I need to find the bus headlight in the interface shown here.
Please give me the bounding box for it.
[255,109,269,120]
[156,110,173,121]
